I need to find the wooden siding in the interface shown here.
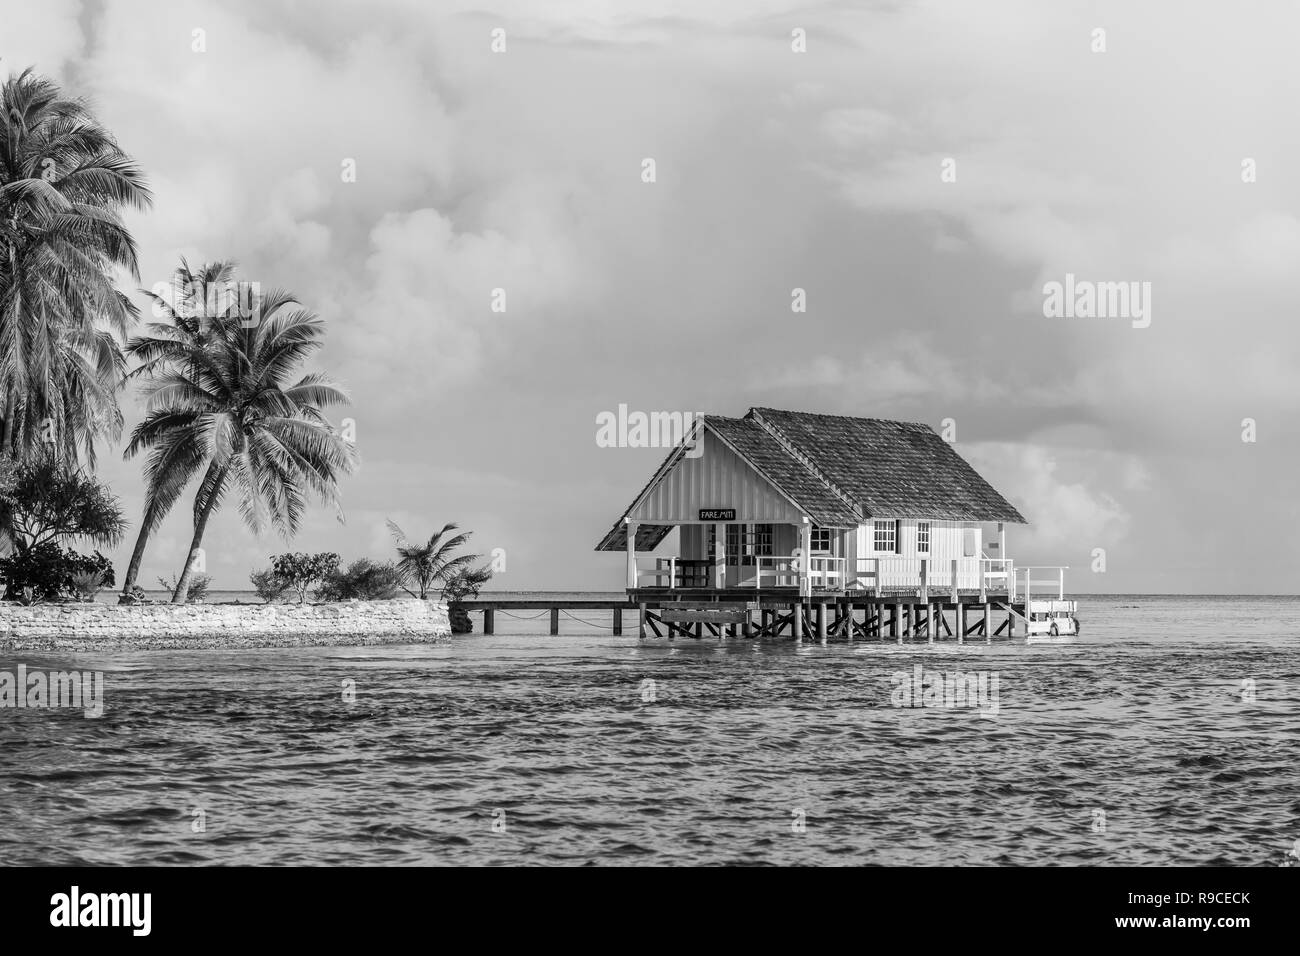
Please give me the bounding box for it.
[628,430,807,524]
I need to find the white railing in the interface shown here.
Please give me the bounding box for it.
[851,557,1016,598]
[1016,566,1067,602]
[754,555,844,590]
[981,558,1014,601]
[631,553,1028,596]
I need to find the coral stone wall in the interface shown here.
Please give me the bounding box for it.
[0,599,451,651]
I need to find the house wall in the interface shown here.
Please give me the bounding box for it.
[628,429,807,525]
[854,520,981,561]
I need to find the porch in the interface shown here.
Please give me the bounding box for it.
[630,554,1037,602]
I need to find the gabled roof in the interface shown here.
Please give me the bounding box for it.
[749,408,1026,523]
[595,407,1025,551]
[705,416,860,526]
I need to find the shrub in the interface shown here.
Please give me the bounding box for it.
[316,558,402,601]
[70,570,106,601]
[270,552,340,603]
[442,563,494,603]
[250,567,291,603]
[158,573,211,603]
[0,543,114,602]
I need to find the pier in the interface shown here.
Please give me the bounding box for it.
[457,591,1050,643]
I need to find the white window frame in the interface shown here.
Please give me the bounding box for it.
[917,521,930,554]
[873,519,898,554]
[810,527,833,553]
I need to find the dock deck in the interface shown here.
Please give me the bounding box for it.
[456,590,1064,643]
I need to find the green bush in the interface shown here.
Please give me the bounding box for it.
[316,558,402,601]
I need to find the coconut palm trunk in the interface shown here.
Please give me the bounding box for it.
[171,468,225,604]
[120,522,151,601]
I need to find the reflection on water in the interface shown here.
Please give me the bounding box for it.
[2,596,1297,865]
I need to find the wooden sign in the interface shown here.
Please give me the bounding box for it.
[699,509,735,521]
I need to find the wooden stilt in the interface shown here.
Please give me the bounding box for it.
[956,603,964,644]
[550,607,559,635]
[894,603,903,644]
[984,603,991,644]
[792,601,803,641]
[483,608,494,635]
[817,603,827,642]
[638,603,647,639]
[927,604,934,644]
[612,607,622,636]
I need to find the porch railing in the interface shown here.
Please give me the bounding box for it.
[631,553,1035,599]
[1016,566,1068,603]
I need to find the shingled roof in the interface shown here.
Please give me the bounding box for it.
[706,416,861,526]
[595,407,1024,551]
[749,408,1025,523]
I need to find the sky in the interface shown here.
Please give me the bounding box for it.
[2,0,1297,593]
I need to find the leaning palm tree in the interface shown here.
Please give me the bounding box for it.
[127,292,357,603]
[0,65,151,465]
[387,519,477,600]
[118,259,239,598]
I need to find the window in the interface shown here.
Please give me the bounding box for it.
[873,519,898,554]
[917,521,930,554]
[710,524,773,566]
[810,527,833,553]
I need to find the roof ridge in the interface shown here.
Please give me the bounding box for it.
[750,406,937,433]
[746,409,864,520]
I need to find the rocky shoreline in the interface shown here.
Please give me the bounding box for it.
[0,598,452,652]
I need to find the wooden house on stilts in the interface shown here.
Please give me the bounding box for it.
[595,408,1078,643]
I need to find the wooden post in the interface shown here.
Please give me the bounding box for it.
[792,601,803,641]
[612,606,622,636]
[926,604,934,644]
[983,603,991,644]
[817,603,827,642]
[956,603,964,645]
[483,608,494,634]
[713,522,725,590]
[639,602,647,639]
[800,521,813,598]
[893,603,903,643]
[550,607,559,635]
[626,520,638,589]
[743,609,752,638]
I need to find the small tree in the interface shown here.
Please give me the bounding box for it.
[387,520,476,600]
[270,552,340,604]
[0,456,127,554]
[250,567,291,603]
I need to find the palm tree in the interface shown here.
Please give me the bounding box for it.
[387,519,477,599]
[118,259,238,598]
[0,66,151,465]
[126,288,357,602]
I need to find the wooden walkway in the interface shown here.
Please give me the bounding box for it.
[456,594,1031,642]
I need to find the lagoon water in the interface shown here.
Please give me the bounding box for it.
[2,594,1297,866]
